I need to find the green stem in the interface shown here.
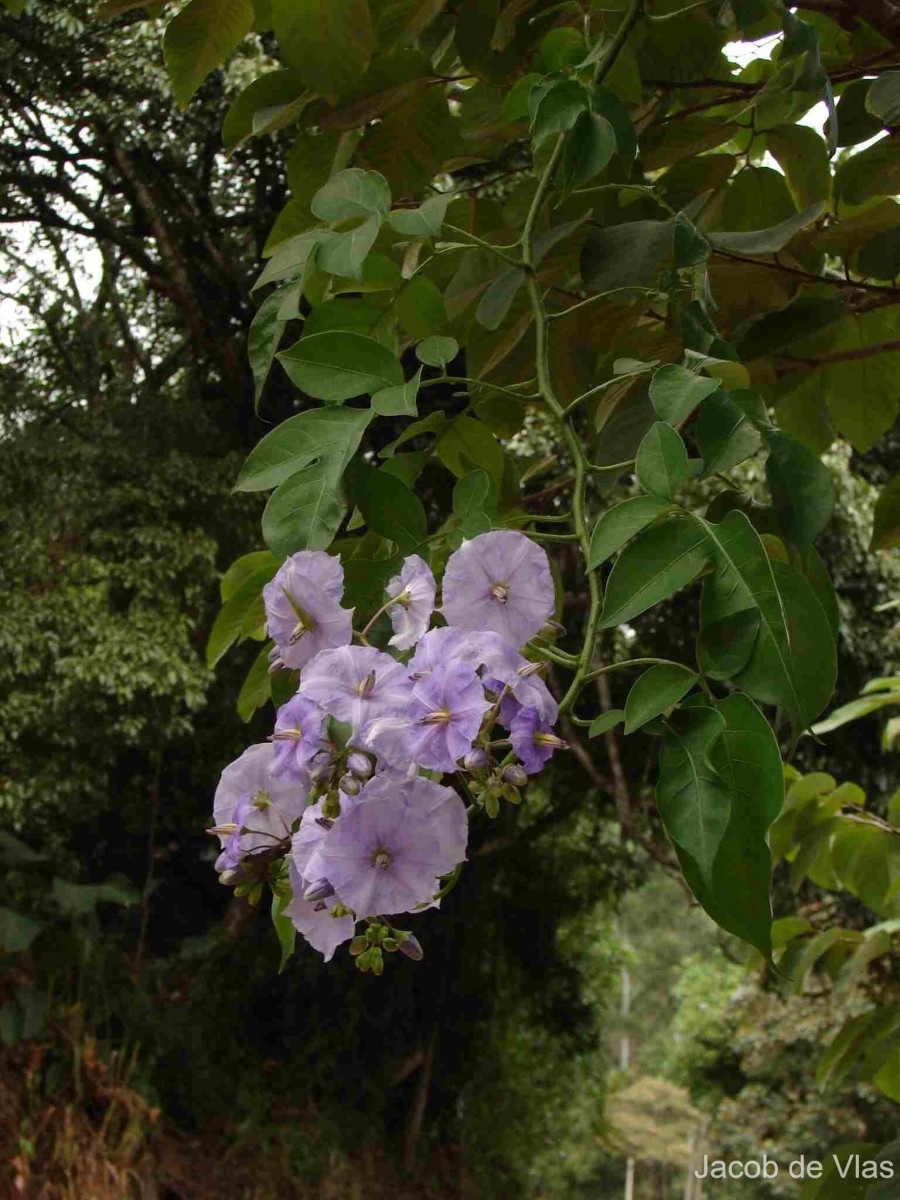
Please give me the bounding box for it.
[534,642,580,667]
[521,136,602,716]
[356,593,401,644]
[442,223,524,269]
[419,374,539,400]
[595,0,645,86]
[588,459,636,474]
[583,657,686,683]
[505,511,573,525]
[529,530,579,543]
[564,371,647,415]
[550,286,658,323]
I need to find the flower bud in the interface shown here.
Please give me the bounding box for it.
[397,933,424,962]
[347,752,373,779]
[349,935,369,956]
[309,761,332,785]
[218,868,241,887]
[463,748,488,771]
[502,764,528,787]
[303,878,335,902]
[340,773,361,796]
[322,790,341,820]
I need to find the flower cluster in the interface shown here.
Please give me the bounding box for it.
[210,531,568,971]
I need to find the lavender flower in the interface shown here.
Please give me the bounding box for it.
[312,775,463,916]
[407,626,471,679]
[442,530,555,648]
[408,662,491,773]
[386,554,436,651]
[211,744,308,873]
[300,645,412,741]
[270,694,328,780]
[508,707,568,774]
[263,552,353,671]
[285,861,355,962]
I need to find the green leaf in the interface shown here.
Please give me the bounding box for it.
[249,287,292,406]
[237,643,273,721]
[415,335,459,368]
[435,415,504,484]
[346,459,428,554]
[271,888,296,974]
[695,392,763,478]
[765,124,831,209]
[698,510,836,729]
[220,550,279,601]
[531,78,589,147]
[591,85,637,160]
[236,406,372,493]
[303,297,392,345]
[0,0,27,13]
[558,111,616,191]
[0,908,41,954]
[397,276,446,339]
[389,194,450,237]
[858,228,900,281]
[0,832,46,866]
[705,693,782,958]
[163,0,254,109]
[452,468,496,537]
[764,431,834,549]
[580,219,674,293]
[262,464,348,556]
[831,79,882,147]
[867,72,900,125]
[310,168,391,222]
[52,879,140,917]
[278,331,403,402]
[222,69,309,150]
[697,607,760,681]
[598,515,711,628]
[339,531,401,623]
[624,663,698,734]
[588,495,671,571]
[657,705,730,889]
[706,201,825,255]
[475,268,525,331]
[316,216,381,281]
[372,368,421,417]
[835,138,900,205]
[253,229,325,292]
[503,73,541,122]
[872,474,900,551]
[588,709,625,737]
[635,422,689,500]
[649,365,720,426]
[272,0,374,104]
[207,564,278,668]
[672,213,710,268]
[738,296,844,360]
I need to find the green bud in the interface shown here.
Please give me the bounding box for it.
[322,789,341,820]
[382,937,399,952]
[349,935,368,956]
[370,947,384,976]
[485,791,500,819]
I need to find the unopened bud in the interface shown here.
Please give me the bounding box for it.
[540,619,566,637]
[502,764,528,787]
[218,868,241,886]
[349,935,368,956]
[322,790,341,820]
[303,878,335,902]
[309,762,331,785]
[397,933,424,962]
[464,748,488,770]
[347,752,373,779]
[382,937,399,952]
[340,773,361,796]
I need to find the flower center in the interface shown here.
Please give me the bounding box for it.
[372,847,392,871]
[283,589,316,642]
[355,669,377,699]
[490,581,510,603]
[421,708,453,726]
[272,726,304,742]
[251,788,272,810]
[392,586,412,610]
